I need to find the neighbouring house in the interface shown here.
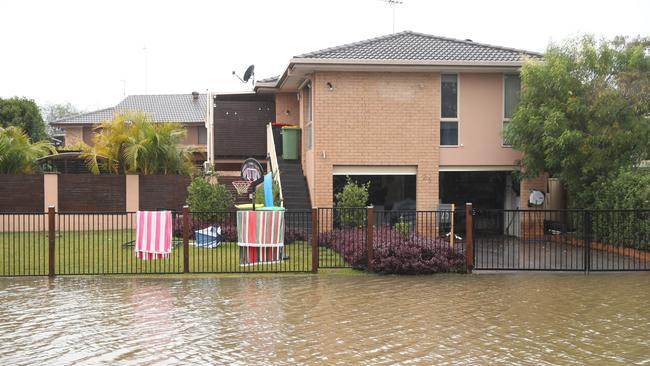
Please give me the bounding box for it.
[50,92,210,163]
[210,31,550,215]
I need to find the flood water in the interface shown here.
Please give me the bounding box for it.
[0,273,649,365]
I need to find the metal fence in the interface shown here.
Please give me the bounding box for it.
[472,208,650,271]
[2,206,648,276]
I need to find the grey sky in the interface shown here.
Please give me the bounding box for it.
[1,0,648,112]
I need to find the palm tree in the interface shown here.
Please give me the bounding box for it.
[0,126,56,174]
[82,111,194,175]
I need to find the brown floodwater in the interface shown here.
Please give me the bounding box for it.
[0,273,649,365]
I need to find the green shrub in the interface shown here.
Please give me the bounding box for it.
[335,176,370,227]
[393,216,411,237]
[255,179,281,206]
[590,168,650,249]
[186,177,234,219]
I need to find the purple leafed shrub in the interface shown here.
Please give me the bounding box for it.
[285,228,308,243]
[319,227,465,274]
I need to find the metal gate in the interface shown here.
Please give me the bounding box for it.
[472,209,650,271]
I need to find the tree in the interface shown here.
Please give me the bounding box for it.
[0,126,56,174]
[335,176,370,227]
[0,97,47,141]
[40,102,82,137]
[505,35,650,208]
[186,177,234,219]
[81,111,195,175]
[40,102,82,123]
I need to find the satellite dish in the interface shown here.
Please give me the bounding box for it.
[243,65,254,82]
[528,190,545,206]
[232,64,255,84]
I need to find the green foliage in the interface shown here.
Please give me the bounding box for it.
[393,216,411,237]
[505,36,650,208]
[0,97,47,141]
[335,176,370,227]
[592,168,650,209]
[255,179,281,206]
[81,111,194,175]
[0,126,56,173]
[186,177,234,219]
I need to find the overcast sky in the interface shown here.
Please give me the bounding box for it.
[1,0,648,112]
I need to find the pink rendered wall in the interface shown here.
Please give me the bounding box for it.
[439,73,522,167]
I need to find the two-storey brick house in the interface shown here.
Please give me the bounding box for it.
[253,31,544,213]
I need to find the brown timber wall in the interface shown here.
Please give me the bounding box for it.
[139,175,191,211]
[214,100,275,158]
[58,175,126,212]
[0,175,44,212]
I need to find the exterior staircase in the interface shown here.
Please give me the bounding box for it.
[277,157,311,211]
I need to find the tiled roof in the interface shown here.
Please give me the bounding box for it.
[52,93,207,125]
[51,108,116,125]
[257,76,279,83]
[294,31,542,62]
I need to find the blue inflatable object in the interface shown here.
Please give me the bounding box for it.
[264,172,273,207]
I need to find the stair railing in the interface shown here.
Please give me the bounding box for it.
[267,123,284,207]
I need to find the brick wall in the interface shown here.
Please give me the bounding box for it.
[303,71,441,210]
[274,93,300,125]
[519,173,549,238]
[64,126,84,146]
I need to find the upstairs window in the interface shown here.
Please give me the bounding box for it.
[503,74,521,145]
[198,126,207,145]
[441,74,459,146]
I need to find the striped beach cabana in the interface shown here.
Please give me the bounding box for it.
[237,209,285,265]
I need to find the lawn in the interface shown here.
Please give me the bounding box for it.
[0,230,350,275]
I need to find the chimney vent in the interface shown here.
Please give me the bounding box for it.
[191,91,199,100]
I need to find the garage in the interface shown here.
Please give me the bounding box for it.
[332,166,417,212]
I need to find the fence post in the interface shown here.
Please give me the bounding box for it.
[182,205,190,273]
[311,208,318,273]
[48,206,56,277]
[367,206,374,272]
[465,203,474,274]
[583,210,592,273]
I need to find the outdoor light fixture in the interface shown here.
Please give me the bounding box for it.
[326,82,333,91]
[285,109,291,115]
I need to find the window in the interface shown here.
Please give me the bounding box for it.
[440,74,458,146]
[441,122,458,146]
[304,82,313,150]
[503,74,521,145]
[198,126,207,145]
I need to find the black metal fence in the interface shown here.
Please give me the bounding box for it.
[473,209,650,271]
[2,206,648,276]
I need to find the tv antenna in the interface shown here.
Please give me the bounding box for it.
[232,65,255,86]
[379,0,403,33]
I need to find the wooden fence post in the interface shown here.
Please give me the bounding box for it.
[367,206,374,272]
[465,203,474,273]
[182,205,190,273]
[311,208,318,273]
[48,206,56,277]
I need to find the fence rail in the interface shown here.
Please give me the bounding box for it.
[0,206,648,276]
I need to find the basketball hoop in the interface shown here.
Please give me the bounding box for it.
[232,180,252,196]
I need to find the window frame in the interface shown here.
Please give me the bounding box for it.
[440,73,460,147]
[303,81,313,150]
[197,126,207,145]
[502,73,520,147]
